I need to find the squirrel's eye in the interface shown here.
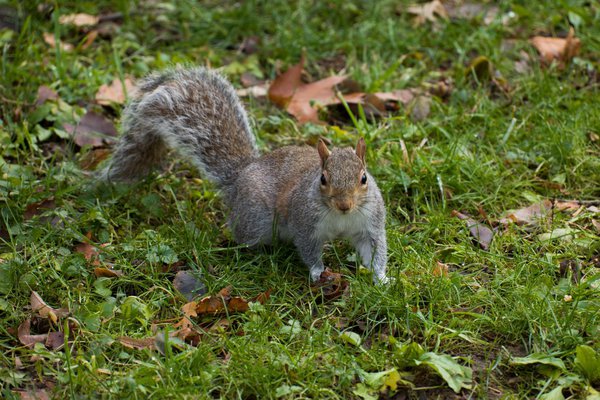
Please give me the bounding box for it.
[320,174,327,185]
[361,173,367,185]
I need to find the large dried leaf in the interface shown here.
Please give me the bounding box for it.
[14,389,50,400]
[74,239,102,266]
[63,111,118,148]
[406,0,448,26]
[43,32,73,52]
[499,200,552,226]
[118,336,156,350]
[30,291,68,324]
[45,331,65,350]
[17,319,48,348]
[287,75,348,124]
[23,198,56,221]
[452,210,494,250]
[96,77,135,105]
[93,267,123,278]
[445,2,498,24]
[530,27,580,65]
[189,286,270,315]
[268,55,305,107]
[311,269,349,301]
[35,86,58,106]
[59,13,99,27]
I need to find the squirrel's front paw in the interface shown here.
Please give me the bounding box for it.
[310,265,325,282]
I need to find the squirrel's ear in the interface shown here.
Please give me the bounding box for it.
[355,137,366,164]
[317,139,330,167]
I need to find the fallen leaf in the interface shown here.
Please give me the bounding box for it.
[30,291,68,323]
[173,270,206,301]
[23,198,56,221]
[96,77,135,105]
[433,261,449,277]
[268,55,305,107]
[118,336,156,350]
[59,13,99,27]
[14,389,50,400]
[445,2,498,24]
[35,86,58,106]
[79,148,112,170]
[42,32,73,52]
[287,75,348,123]
[192,286,269,315]
[81,30,98,50]
[17,319,48,348]
[592,220,600,234]
[195,286,231,315]
[530,27,581,66]
[311,268,349,301]
[93,267,123,278]
[63,111,118,148]
[499,200,553,226]
[452,210,494,250]
[181,302,198,318]
[406,0,448,26]
[45,331,65,350]
[74,241,101,266]
[236,83,269,98]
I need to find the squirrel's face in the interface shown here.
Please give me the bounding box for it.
[317,138,369,214]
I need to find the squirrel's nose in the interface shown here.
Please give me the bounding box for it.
[335,200,352,213]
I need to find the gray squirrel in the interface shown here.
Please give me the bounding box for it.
[99,67,388,283]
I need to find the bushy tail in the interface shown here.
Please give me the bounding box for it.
[99,67,259,193]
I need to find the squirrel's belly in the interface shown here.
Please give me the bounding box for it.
[314,211,368,241]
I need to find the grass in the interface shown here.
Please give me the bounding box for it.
[1,0,600,398]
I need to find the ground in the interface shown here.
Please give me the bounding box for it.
[0,1,599,399]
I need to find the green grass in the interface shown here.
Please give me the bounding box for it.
[1,0,600,398]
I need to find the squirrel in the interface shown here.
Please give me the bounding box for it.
[99,67,388,283]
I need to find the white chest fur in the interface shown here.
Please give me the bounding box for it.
[314,209,369,241]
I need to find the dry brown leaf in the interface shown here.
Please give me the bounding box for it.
[81,30,98,50]
[23,198,56,221]
[42,32,73,52]
[236,84,269,98]
[14,389,51,400]
[499,200,553,226]
[452,210,494,250]
[311,268,349,301]
[45,331,65,350]
[530,27,580,65]
[118,336,156,350]
[287,75,348,124]
[268,55,305,107]
[93,267,124,278]
[181,301,198,318]
[17,319,48,348]
[80,148,112,170]
[63,111,118,148]
[59,13,99,27]
[191,286,269,315]
[96,77,135,105]
[407,0,448,26]
[445,2,498,24]
[433,261,449,277]
[35,86,59,106]
[74,241,101,266]
[30,291,68,323]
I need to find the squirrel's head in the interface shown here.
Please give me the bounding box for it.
[317,138,369,214]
